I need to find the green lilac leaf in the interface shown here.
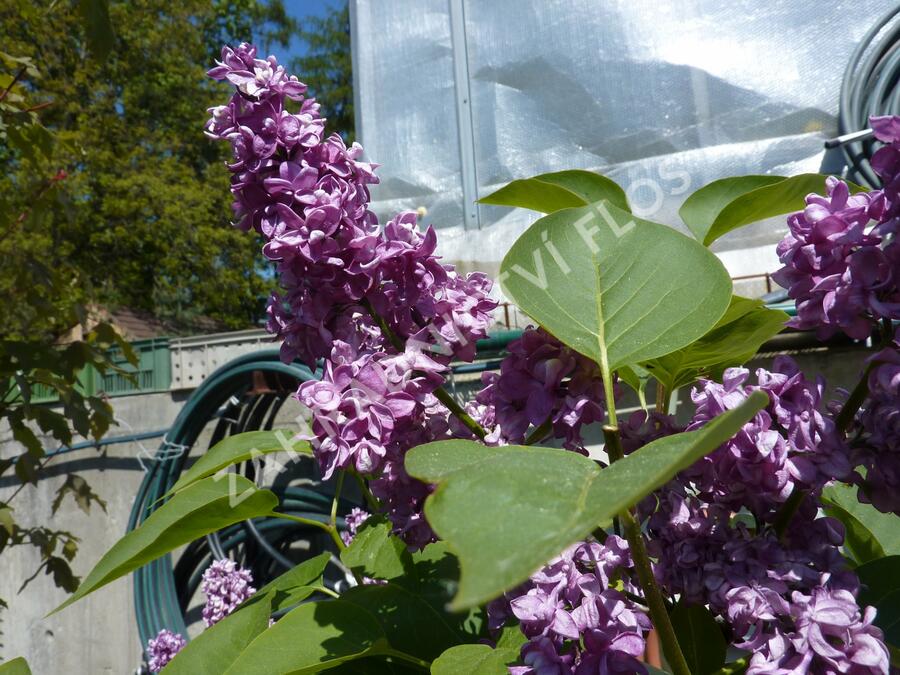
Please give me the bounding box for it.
[681,173,865,246]
[822,483,900,565]
[640,296,788,390]
[406,391,766,609]
[165,593,273,674]
[430,644,519,675]
[679,175,784,243]
[670,602,727,675]
[340,517,410,582]
[0,658,31,675]
[51,475,277,614]
[222,600,388,674]
[500,200,732,375]
[253,552,331,613]
[166,430,310,496]
[342,583,461,662]
[479,170,630,214]
[855,557,900,650]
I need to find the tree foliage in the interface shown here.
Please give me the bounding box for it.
[291,1,354,142]
[0,0,301,332]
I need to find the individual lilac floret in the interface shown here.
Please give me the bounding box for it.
[201,559,256,627]
[146,629,185,673]
[476,327,609,452]
[340,507,370,546]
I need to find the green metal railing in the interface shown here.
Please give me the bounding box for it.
[28,337,172,403]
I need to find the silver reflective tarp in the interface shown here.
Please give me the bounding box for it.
[351,0,889,280]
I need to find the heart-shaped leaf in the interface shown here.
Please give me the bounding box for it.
[254,552,332,612]
[679,175,784,243]
[479,170,630,214]
[166,554,334,673]
[500,200,732,376]
[406,392,766,609]
[166,430,310,496]
[856,556,900,653]
[52,475,277,614]
[342,584,462,662]
[0,658,31,675]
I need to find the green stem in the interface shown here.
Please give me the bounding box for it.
[637,387,648,412]
[270,511,345,551]
[524,418,552,445]
[434,388,487,440]
[353,471,380,512]
[331,470,345,533]
[622,509,691,675]
[602,424,691,675]
[835,360,876,435]
[773,488,805,539]
[655,382,669,415]
[314,585,340,599]
[362,298,487,440]
[381,649,431,672]
[601,367,619,429]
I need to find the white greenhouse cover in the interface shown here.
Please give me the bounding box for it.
[350,0,888,279]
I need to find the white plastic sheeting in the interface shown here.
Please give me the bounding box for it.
[350,0,886,275]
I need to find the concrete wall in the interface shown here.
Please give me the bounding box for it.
[0,340,876,673]
[0,391,188,674]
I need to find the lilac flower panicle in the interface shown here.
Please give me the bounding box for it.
[208,43,496,544]
[201,559,256,627]
[147,629,185,673]
[499,538,649,674]
[774,115,900,339]
[476,327,609,452]
[207,45,895,670]
[855,329,900,514]
[743,580,889,675]
[686,357,848,516]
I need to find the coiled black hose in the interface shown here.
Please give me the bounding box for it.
[837,4,900,187]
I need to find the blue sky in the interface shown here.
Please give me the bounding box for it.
[283,0,344,60]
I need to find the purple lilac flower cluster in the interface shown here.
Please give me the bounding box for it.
[685,356,849,517]
[773,117,900,340]
[626,358,890,673]
[201,558,256,627]
[743,580,889,674]
[854,328,900,515]
[206,45,494,369]
[490,538,650,675]
[476,327,609,451]
[146,629,185,673]
[207,44,496,544]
